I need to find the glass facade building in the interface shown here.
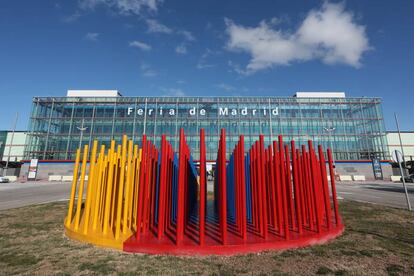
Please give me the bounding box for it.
[24,95,388,161]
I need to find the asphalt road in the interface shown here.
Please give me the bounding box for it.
[336,181,414,209]
[0,181,72,211]
[0,180,413,211]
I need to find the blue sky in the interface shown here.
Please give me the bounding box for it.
[0,0,413,131]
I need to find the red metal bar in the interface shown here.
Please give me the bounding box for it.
[136,135,147,240]
[299,147,307,227]
[259,135,268,239]
[318,145,332,229]
[328,148,340,225]
[279,136,289,240]
[141,141,151,234]
[238,143,243,234]
[165,143,171,232]
[269,144,277,231]
[255,141,263,236]
[264,147,269,224]
[251,145,258,232]
[183,143,189,234]
[291,141,303,234]
[306,151,315,230]
[315,150,325,229]
[238,143,242,232]
[273,141,283,235]
[240,136,247,240]
[284,144,295,230]
[199,129,206,245]
[149,144,155,230]
[149,145,158,232]
[168,144,173,230]
[308,141,321,233]
[305,150,316,231]
[176,129,185,244]
[249,147,256,230]
[295,149,304,227]
[266,147,274,229]
[295,149,306,227]
[220,129,227,244]
[302,147,313,230]
[234,143,240,234]
[157,135,167,239]
[298,149,306,230]
[168,144,174,230]
[254,144,260,233]
[266,147,274,228]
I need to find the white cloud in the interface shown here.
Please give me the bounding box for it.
[175,44,187,54]
[225,2,370,74]
[146,20,195,43]
[177,30,196,41]
[140,63,157,77]
[145,20,195,53]
[129,40,152,51]
[79,0,162,15]
[146,19,172,34]
[85,32,100,41]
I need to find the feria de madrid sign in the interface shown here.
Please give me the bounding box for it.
[127,106,279,117]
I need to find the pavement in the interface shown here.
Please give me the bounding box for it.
[0,180,413,211]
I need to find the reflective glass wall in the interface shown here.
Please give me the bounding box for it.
[24,96,388,161]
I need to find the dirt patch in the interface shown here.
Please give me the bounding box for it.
[0,200,413,275]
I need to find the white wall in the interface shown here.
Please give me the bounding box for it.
[387,132,414,160]
[2,132,26,162]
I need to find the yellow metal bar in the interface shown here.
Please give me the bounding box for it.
[130,145,139,229]
[115,135,128,239]
[103,142,115,235]
[110,142,119,229]
[126,144,137,230]
[127,142,138,230]
[89,149,100,220]
[92,145,105,230]
[123,139,134,234]
[65,148,81,228]
[98,153,109,227]
[133,148,142,230]
[110,145,121,228]
[74,144,89,231]
[83,140,98,234]
[131,147,138,231]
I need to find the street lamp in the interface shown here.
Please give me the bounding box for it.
[394,113,407,176]
[323,126,336,165]
[76,119,88,150]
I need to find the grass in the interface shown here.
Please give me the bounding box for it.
[0,200,413,275]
